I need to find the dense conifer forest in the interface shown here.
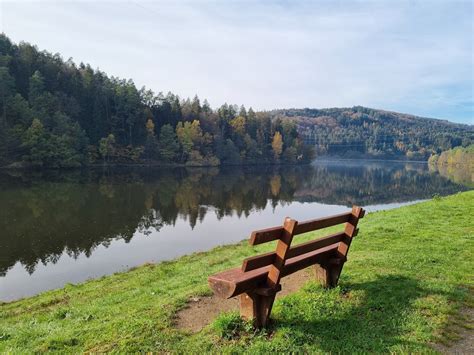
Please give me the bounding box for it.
[0,34,472,168]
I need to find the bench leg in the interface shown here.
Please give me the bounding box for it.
[313,263,343,288]
[240,292,275,327]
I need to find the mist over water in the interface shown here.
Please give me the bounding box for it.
[0,160,469,301]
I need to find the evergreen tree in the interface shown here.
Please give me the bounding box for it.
[144,118,159,159]
[158,124,179,162]
[99,134,116,164]
[0,66,14,124]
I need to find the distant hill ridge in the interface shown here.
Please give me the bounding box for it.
[270,106,473,160]
[274,106,471,125]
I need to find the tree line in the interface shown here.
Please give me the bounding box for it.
[0,34,313,168]
[275,107,473,160]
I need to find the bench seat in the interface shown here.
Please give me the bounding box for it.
[209,242,341,298]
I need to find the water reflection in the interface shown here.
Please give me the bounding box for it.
[0,161,468,300]
[428,162,474,188]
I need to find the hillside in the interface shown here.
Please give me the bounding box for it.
[271,107,473,160]
[0,34,312,168]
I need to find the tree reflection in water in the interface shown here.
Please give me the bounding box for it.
[0,161,467,277]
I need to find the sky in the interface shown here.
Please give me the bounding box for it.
[0,0,473,124]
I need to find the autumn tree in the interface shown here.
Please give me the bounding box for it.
[176,120,203,162]
[272,131,283,161]
[230,116,246,137]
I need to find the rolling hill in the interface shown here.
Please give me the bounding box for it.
[271,107,473,160]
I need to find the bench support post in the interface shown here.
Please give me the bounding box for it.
[314,206,364,288]
[240,292,275,327]
[239,218,298,328]
[313,262,343,288]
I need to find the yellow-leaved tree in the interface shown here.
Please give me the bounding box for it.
[272,131,283,160]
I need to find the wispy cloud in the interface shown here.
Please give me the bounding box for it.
[1,0,473,123]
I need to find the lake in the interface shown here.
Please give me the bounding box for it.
[0,160,469,301]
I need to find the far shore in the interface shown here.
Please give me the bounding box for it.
[0,156,429,171]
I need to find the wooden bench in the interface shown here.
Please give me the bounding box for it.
[208,206,365,327]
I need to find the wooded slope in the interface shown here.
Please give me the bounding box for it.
[272,107,473,160]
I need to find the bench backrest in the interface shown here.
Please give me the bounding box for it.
[242,206,365,287]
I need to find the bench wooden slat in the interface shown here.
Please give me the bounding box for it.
[294,213,352,235]
[249,212,352,245]
[242,231,346,271]
[282,243,341,277]
[249,226,283,246]
[208,242,340,298]
[208,265,269,299]
[241,250,275,272]
[208,266,267,299]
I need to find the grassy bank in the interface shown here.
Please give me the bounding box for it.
[1,192,473,353]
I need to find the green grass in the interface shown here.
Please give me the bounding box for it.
[1,191,473,353]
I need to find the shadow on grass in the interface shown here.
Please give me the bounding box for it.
[274,274,452,352]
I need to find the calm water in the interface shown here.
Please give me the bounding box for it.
[0,160,469,301]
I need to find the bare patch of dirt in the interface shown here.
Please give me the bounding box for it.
[432,307,474,354]
[175,269,313,333]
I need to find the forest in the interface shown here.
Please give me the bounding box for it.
[0,34,312,168]
[1,34,472,168]
[275,107,473,160]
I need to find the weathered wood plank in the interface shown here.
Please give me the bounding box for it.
[337,207,364,256]
[294,213,352,235]
[208,266,268,299]
[242,231,346,271]
[249,212,352,245]
[266,218,298,288]
[241,250,275,272]
[281,243,340,277]
[249,226,283,245]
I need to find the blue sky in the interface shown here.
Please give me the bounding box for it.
[1,0,473,124]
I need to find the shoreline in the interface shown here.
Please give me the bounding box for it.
[0,160,309,171]
[0,156,430,171]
